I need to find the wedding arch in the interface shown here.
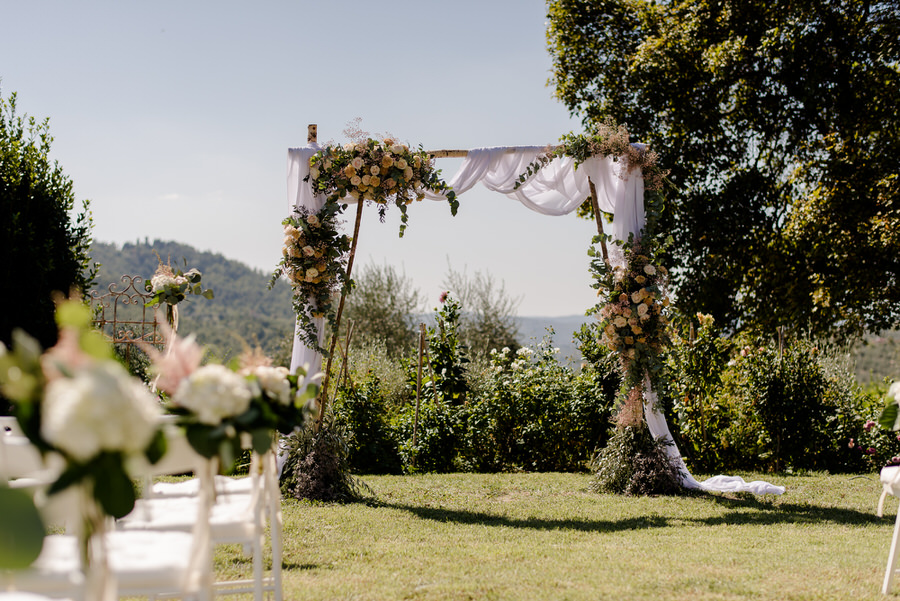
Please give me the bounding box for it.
[283,124,783,496]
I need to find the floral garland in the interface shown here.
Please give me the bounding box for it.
[269,202,351,354]
[592,240,671,390]
[306,137,458,237]
[515,122,668,193]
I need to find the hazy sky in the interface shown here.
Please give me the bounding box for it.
[1,1,606,317]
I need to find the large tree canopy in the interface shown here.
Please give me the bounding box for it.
[547,0,900,340]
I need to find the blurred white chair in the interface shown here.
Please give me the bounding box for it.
[1,424,214,601]
[119,439,283,601]
[878,465,900,594]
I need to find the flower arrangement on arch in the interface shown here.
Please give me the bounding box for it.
[269,202,351,354]
[592,239,671,390]
[145,327,319,468]
[306,137,458,237]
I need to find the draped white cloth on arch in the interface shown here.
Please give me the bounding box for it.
[285,144,784,496]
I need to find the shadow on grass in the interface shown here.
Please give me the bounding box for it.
[373,492,882,533]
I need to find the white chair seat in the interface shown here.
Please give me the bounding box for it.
[151,474,258,497]
[106,529,200,593]
[119,494,258,542]
[0,592,73,601]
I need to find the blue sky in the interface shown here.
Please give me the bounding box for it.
[1,1,604,317]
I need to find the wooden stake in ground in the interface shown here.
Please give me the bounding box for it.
[588,177,610,266]
[413,323,425,449]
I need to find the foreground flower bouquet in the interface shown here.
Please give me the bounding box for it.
[147,327,319,468]
[0,299,166,520]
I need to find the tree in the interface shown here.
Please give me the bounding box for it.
[0,90,95,349]
[443,265,521,358]
[546,0,900,341]
[341,263,422,357]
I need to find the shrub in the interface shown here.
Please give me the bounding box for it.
[669,331,888,474]
[590,425,682,496]
[395,401,464,473]
[332,377,402,475]
[460,332,618,473]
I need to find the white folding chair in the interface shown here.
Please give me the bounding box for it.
[1,425,214,601]
[0,428,84,601]
[118,438,283,601]
[878,465,900,594]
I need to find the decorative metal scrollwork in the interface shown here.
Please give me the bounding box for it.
[88,275,165,357]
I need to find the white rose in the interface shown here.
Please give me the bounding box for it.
[42,362,161,462]
[351,157,364,170]
[644,264,657,276]
[613,316,628,328]
[173,364,253,425]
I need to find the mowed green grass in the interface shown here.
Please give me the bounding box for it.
[217,472,899,600]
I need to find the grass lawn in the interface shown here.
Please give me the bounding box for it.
[217,471,899,600]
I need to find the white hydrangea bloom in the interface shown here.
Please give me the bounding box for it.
[251,365,292,405]
[174,364,253,425]
[41,361,161,462]
[150,274,177,292]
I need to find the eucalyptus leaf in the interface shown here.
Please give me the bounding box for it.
[93,458,137,519]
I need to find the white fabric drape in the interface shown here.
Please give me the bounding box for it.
[284,142,784,495]
[286,144,325,381]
